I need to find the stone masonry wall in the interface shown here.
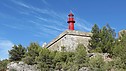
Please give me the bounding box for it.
[47,30,92,52]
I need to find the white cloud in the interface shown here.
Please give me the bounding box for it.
[0,40,14,60]
[1,24,22,30]
[10,0,64,19]
[43,25,65,32]
[10,0,92,37]
[35,16,48,22]
[75,17,92,31]
[11,0,30,8]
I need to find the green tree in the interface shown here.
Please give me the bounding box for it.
[106,24,116,38]
[89,24,100,50]
[89,24,115,53]
[112,35,126,69]
[75,44,88,68]
[22,42,41,65]
[88,55,106,71]
[53,50,76,71]
[54,52,67,63]
[35,48,55,71]
[99,25,115,53]
[53,52,67,70]
[8,44,26,61]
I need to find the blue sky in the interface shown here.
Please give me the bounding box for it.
[0,0,126,60]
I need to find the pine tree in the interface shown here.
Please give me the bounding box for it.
[112,35,126,69]
[88,55,106,71]
[22,42,41,65]
[8,44,26,61]
[35,48,54,71]
[99,25,115,53]
[75,44,88,68]
[89,24,115,53]
[88,24,100,50]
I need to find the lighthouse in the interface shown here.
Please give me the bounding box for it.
[67,12,75,30]
[46,12,92,52]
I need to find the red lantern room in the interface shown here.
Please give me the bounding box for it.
[67,12,75,30]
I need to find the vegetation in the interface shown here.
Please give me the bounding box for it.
[88,55,106,71]
[8,44,26,61]
[88,24,126,70]
[89,24,115,53]
[1,24,125,71]
[111,34,126,70]
[0,59,9,71]
[22,43,41,65]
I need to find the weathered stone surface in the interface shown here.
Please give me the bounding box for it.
[88,53,112,62]
[7,61,39,71]
[46,30,92,52]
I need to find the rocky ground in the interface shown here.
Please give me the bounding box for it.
[7,62,39,71]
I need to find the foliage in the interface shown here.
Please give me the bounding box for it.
[8,44,26,61]
[88,24,126,70]
[112,34,126,69]
[88,55,110,71]
[61,46,66,52]
[89,24,100,50]
[7,24,126,71]
[53,51,75,71]
[35,48,55,71]
[9,69,17,71]
[22,42,41,65]
[99,25,115,53]
[0,59,9,71]
[75,44,88,67]
[33,44,88,71]
[89,24,115,53]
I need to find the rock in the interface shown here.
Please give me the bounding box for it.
[19,61,24,65]
[88,53,112,62]
[79,67,90,71]
[87,53,94,57]
[7,61,39,71]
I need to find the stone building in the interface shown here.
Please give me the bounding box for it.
[46,12,92,51]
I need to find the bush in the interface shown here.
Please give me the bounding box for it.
[0,59,9,71]
[88,55,105,71]
[75,44,88,67]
